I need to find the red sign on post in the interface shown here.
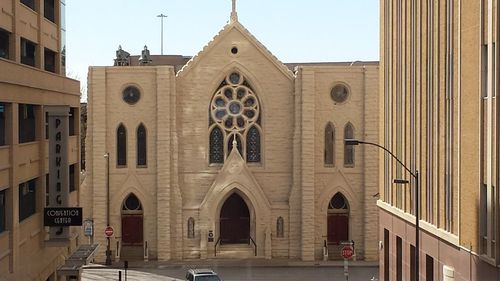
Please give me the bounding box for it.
[104,226,114,237]
[341,245,354,259]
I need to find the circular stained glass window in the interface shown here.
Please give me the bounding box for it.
[122,86,141,105]
[330,84,349,103]
[210,72,259,132]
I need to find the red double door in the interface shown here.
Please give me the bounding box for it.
[327,214,349,245]
[220,193,250,244]
[121,215,143,245]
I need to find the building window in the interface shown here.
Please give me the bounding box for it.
[19,178,36,222]
[330,83,349,104]
[426,255,434,281]
[276,217,284,238]
[122,193,142,211]
[21,38,36,67]
[19,104,36,143]
[122,86,141,105]
[410,245,416,281]
[324,123,335,166]
[0,189,5,233]
[44,0,55,23]
[344,123,355,167]
[209,71,262,164]
[20,0,36,11]
[187,217,195,239]
[117,124,127,166]
[0,103,6,146]
[69,164,75,192]
[209,126,224,164]
[137,124,147,167]
[69,107,75,136]
[0,28,10,59]
[44,48,56,73]
[396,236,402,281]
[384,229,389,280]
[246,126,260,162]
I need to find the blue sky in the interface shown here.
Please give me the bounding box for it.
[66,0,379,100]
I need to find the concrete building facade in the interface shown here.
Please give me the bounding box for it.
[84,9,380,262]
[0,0,82,280]
[379,0,500,280]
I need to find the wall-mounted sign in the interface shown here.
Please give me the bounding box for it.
[208,230,214,242]
[44,207,82,226]
[83,220,93,236]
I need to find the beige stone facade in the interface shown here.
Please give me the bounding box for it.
[84,15,379,262]
[0,1,82,280]
[380,0,500,280]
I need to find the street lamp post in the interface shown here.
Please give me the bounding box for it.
[345,139,420,281]
[104,152,112,265]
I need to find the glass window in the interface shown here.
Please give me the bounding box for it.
[44,48,56,73]
[246,126,260,163]
[209,126,224,164]
[18,104,36,143]
[344,123,355,167]
[20,0,36,11]
[122,86,141,105]
[19,178,37,222]
[44,0,55,23]
[21,38,36,67]
[69,107,75,136]
[324,123,334,165]
[122,193,142,211]
[0,28,10,59]
[117,124,127,166]
[69,164,75,192]
[137,124,147,166]
[330,84,349,103]
[0,189,5,233]
[0,103,5,146]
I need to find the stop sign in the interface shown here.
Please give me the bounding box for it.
[104,226,114,237]
[341,245,354,259]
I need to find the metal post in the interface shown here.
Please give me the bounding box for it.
[105,153,112,265]
[157,14,167,55]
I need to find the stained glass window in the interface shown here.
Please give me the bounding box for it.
[117,124,127,166]
[246,126,260,162]
[137,124,147,166]
[209,126,224,164]
[344,123,354,167]
[324,123,335,166]
[329,193,349,210]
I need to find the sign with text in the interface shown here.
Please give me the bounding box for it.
[44,207,82,226]
[46,106,70,239]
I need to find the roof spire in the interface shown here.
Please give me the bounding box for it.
[230,0,238,23]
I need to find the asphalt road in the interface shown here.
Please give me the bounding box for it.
[82,265,379,281]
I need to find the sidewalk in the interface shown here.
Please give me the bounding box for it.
[84,258,379,270]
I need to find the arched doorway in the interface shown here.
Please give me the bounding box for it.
[327,192,349,245]
[121,193,143,245]
[220,193,250,244]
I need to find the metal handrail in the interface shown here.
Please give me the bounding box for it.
[214,237,222,257]
[249,236,257,256]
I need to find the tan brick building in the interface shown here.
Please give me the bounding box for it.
[84,8,379,262]
[0,0,82,280]
[379,0,500,280]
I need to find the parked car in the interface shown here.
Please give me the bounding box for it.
[185,268,221,281]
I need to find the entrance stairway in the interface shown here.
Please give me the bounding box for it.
[215,243,257,259]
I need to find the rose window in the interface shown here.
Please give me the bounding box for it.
[210,72,260,132]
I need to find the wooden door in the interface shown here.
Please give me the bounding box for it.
[220,193,250,244]
[327,214,348,245]
[122,215,143,245]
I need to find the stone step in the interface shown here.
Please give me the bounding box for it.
[215,244,257,259]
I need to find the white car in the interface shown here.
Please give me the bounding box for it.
[185,268,221,281]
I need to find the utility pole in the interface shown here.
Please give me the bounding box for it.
[157,13,167,55]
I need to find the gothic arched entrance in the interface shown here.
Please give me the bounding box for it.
[327,192,349,245]
[121,193,143,245]
[220,193,250,244]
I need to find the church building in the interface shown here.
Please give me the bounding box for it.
[83,4,380,262]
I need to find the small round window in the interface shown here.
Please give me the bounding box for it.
[122,86,141,105]
[330,84,349,103]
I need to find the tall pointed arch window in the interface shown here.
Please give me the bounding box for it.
[117,124,127,166]
[137,124,147,167]
[209,71,262,164]
[324,123,335,166]
[344,123,355,167]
